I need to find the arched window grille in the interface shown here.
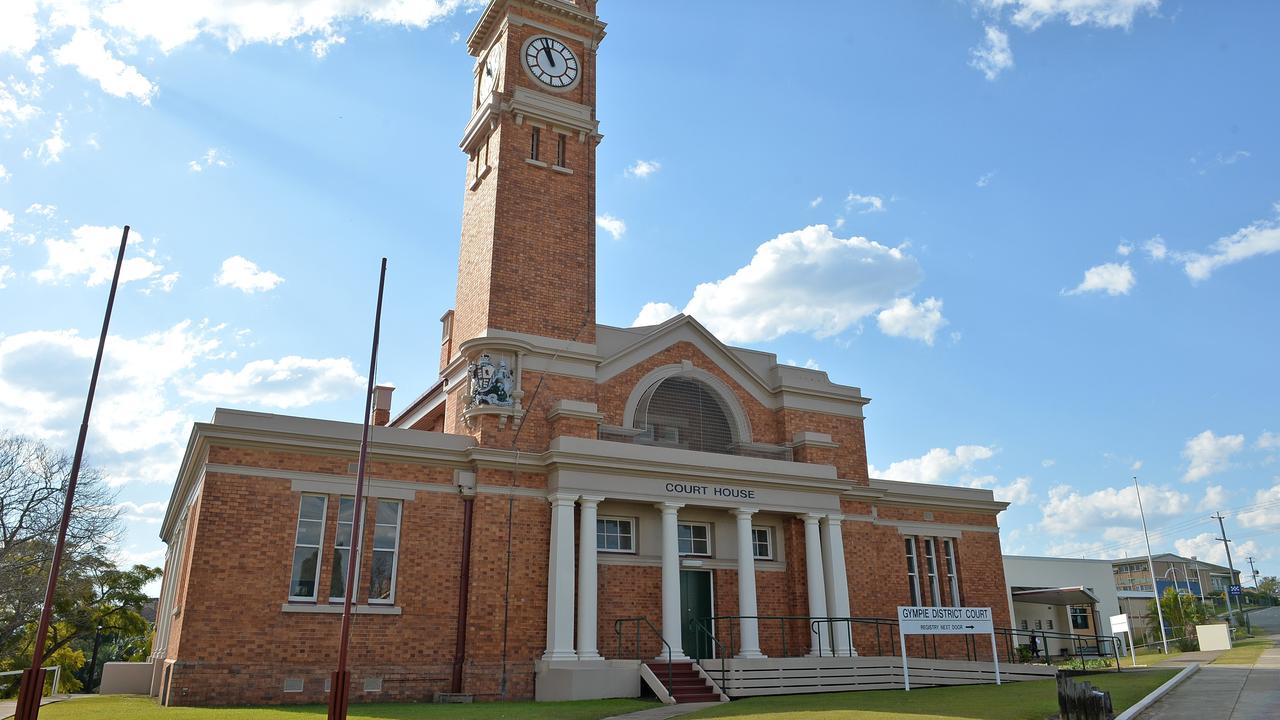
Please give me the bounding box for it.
[633,377,737,455]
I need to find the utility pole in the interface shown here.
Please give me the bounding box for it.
[1247,556,1260,589]
[1212,512,1240,628]
[1135,477,1169,654]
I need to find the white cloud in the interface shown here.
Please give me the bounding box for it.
[872,445,996,485]
[1236,482,1280,530]
[786,358,822,371]
[596,213,626,240]
[994,476,1035,505]
[1040,482,1188,536]
[0,80,41,127]
[984,0,1161,30]
[876,296,948,345]
[38,114,68,164]
[0,208,13,234]
[846,193,885,214]
[1178,209,1280,282]
[631,302,679,327]
[0,164,10,182]
[52,27,154,102]
[26,203,56,218]
[970,25,1013,80]
[215,255,284,293]
[1065,261,1134,296]
[1143,236,1167,260]
[625,159,661,179]
[184,356,364,409]
[1116,241,1133,256]
[0,1,41,57]
[810,196,823,208]
[976,171,996,187]
[1182,429,1244,482]
[1199,484,1227,511]
[1041,458,1056,468]
[115,500,168,524]
[1174,532,1264,569]
[189,147,228,172]
[633,225,929,344]
[26,54,46,75]
[32,225,166,287]
[0,265,14,289]
[1258,432,1280,450]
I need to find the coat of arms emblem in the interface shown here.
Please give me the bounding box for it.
[468,353,513,407]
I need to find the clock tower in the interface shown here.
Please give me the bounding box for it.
[450,0,605,356]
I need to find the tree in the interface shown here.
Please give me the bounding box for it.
[1147,587,1209,651]
[1258,576,1278,599]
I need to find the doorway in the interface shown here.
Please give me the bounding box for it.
[680,569,714,659]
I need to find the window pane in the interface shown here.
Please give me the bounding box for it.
[300,495,326,521]
[678,525,691,541]
[369,550,394,601]
[335,521,353,549]
[374,524,397,550]
[618,533,632,551]
[678,538,692,554]
[329,547,350,599]
[296,518,323,546]
[376,500,399,526]
[338,497,354,523]
[291,547,319,598]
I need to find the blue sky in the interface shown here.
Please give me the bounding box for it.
[2,1,1278,593]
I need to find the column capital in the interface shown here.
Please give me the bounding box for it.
[802,512,825,524]
[732,507,758,519]
[824,513,845,524]
[548,492,579,506]
[655,502,684,513]
[579,495,605,507]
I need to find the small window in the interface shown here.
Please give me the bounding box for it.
[530,127,540,161]
[597,517,635,553]
[1047,619,1054,630]
[329,497,357,601]
[751,527,773,560]
[1020,619,1028,630]
[942,539,961,606]
[678,522,711,556]
[1070,606,1089,630]
[556,133,567,167]
[924,538,941,607]
[289,495,327,600]
[1035,619,1043,630]
[904,536,921,606]
[368,500,401,604]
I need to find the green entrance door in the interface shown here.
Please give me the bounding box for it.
[680,569,714,659]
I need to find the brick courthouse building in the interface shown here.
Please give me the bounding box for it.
[149,0,1012,706]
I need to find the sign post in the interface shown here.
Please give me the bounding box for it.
[1110,613,1136,667]
[897,606,999,692]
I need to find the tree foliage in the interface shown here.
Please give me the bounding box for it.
[1146,586,1210,651]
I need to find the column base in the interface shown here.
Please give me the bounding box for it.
[654,652,689,662]
[541,650,580,661]
[576,651,603,662]
[735,650,767,659]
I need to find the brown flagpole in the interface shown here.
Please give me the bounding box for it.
[16,226,130,720]
[328,257,388,720]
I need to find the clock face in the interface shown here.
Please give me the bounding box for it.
[524,36,578,89]
[479,47,501,98]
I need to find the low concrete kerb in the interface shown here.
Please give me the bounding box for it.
[1113,662,1200,720]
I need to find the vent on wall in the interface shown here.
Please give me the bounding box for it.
[283,678,304,693]
[363,677,383,692]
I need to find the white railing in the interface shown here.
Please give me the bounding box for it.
[0,667,63,699]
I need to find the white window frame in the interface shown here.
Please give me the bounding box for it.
[329,496,362,603]
[904,536,921,606]
[924,537,942,607]
[367,500,402,605]
[943,538,961,607]
[751,526,774,561]
[289,494,327,602]
[596,516,637,554]
[678,522,712,557]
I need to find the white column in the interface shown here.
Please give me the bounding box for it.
[822,514,854,656]
[733,508,765,658]
[577,496,603,661]
[657,502,689,660]
[543,493,578,661]
[802,513,828,656]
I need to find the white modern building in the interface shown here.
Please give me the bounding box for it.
[1003,555,1123,658]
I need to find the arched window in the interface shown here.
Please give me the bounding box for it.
[633,377,737,455]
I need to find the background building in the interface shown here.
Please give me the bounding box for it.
[1003,555,1121,658]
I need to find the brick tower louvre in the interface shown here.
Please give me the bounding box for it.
[453,0,604,351]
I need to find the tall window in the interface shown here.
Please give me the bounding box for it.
[904,536,921,606]
[289,495,327,601]
[943,539,961,606]
[329,497,357,601]
[1070,606,1089,630]
[678,522,711,556]
[924,538,942,607]
[751,527,773,560]
[597,517,635,553]
[556,133,567,167]
[368,500,401,603]
[530,127,540,161]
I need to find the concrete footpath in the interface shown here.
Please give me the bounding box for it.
[602,701,722,720]
[1136,606,1280,720]
[0,695,77,720]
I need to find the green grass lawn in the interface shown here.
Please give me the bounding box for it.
[1211,637,1275,665]
[38,695,657,720]
[682,670,1178,720]
[1117,647,1185,667]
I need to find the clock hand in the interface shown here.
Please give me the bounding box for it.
[543,43,555,69]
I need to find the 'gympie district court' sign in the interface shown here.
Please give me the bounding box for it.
[896,606,1000,691]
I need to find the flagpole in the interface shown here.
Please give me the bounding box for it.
[16,227,130,720]
[328,257,388,720]
[1134,476,1169,654]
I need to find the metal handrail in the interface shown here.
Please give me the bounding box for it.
[0,667,62,699]
[688,616,727,695]
[613,617,674,696]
